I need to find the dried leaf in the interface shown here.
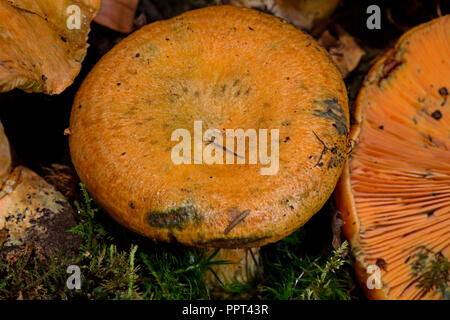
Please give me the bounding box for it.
[330,203,345,251]
[0,0,101,94]
[41,163,78,198]
[94,0,139,33]
[318,26,365,78]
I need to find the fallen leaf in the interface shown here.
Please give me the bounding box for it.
[94,0,140,33]
[318,25,365,78]
[330,202,346,252]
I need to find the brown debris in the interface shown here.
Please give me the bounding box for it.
[41,163,78,199]
[331,205,345,251]
[205,247,262,298]
[0,166,81,261]
[318,26,365,78]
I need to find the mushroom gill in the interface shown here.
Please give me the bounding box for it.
[335,15,450,300]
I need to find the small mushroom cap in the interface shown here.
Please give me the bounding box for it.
[0,0,100,94]
[335,15,450,300]
[70,5,349,248]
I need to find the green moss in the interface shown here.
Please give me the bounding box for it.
[410,246,449,299]
[0,185,357,300]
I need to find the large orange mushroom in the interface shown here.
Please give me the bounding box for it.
[69,5,349,287]
[335,15,450,300]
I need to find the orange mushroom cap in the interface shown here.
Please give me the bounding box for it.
[70,5,349,248]
[335,15,450,300]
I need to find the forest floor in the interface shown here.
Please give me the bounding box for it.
[0,0,447,300]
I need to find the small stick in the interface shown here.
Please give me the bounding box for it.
[312,131,328,167]
[248,248,259,268]
[224,210,250,235]
[208,139,244,160]
[206,130,245,159]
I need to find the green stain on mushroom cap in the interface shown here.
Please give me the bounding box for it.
[147,205,201,230]
[313,98,348,136]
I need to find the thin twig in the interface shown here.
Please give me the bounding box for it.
[312,131,328,167]
[224,210,250,234]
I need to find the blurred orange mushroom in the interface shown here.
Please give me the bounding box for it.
[94,0,139,33]
[0,0,100,94]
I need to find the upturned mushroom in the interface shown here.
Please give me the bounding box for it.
[69,5,349,288]
[0,121,80,261]
[335,15,449,299]
[0,0,97,261]
[0,0,100,94]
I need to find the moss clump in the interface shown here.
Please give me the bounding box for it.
[0,185,356,300]
[410,246,449,300]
